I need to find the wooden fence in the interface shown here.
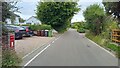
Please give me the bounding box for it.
[112,29,120,43]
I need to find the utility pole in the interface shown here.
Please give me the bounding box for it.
[0,2,2,22]
[0,1,2,68]
[0,1,2,47]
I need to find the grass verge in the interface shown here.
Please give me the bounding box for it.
[86,32,120,58]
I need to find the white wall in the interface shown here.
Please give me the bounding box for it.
[6,18,12,24]
[14,17,20,24]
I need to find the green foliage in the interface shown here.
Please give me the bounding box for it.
[118,46,120,58]
[106,43,120,58]
[2,2,11,22]
[19,18,25,23]
[36,2,80,33]
[83,4,105,35]
[71,22,86,33]
[29,25,41,31]
[103,17,119,30]
[71,22,86,29]
[102,16,119,40]
[86,32,120,58]
[29,24,52,31]
[77,28,85,33]
[2,50,22,67]
[71,22,80,29]
[84,2,120,59]
[40,24,52,30]
[2,2,20,22]
[103,1,120,24]
[20,24,30,26]
[106,43,118,52]
[86,32,104,46]
[2,22,9,35]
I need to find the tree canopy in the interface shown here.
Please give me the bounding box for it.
[103,1,120,24]
[36,2,80,33]
[2,1,20,22]
[83,4,105,35]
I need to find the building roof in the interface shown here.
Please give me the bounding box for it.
[26,16,38,21]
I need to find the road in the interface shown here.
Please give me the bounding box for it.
[23,29,118,66]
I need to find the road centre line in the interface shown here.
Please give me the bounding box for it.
[24,35,62,66]
[22,35,62,59]
[22,43,46,59]
[52,41,55,43]
[24,44,51,66]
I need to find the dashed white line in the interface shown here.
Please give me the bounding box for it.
[24,44,51,66]
[24,35,63,66]
[22,35,62,59]
[52,41,55,43]
[51,36,62,44]
[55,38,58,41]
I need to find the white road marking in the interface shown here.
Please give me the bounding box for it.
[85,36,116,57]
[22,43,46,59]
[55,38,58,41]
[24,44,51,66]
[78,33,116,57]
[24,35,63,66]
[51,35,62,44]
[52,41,55,43]
[22,35,62,59]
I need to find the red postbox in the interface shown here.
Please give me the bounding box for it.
[10,34,15,49]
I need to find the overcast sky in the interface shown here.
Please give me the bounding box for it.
[15,0,103,23]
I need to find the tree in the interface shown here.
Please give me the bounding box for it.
[103,1,120,24]
[83,4,105,35]
[19,17,25,23]
[36,2,80,33]
[71,22,85,29]
[2,1,20,22]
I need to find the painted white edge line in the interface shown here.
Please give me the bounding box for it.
[22,43,46,59]
[24,44,51,66]
[78,33,116,57]
[85,36,116,57]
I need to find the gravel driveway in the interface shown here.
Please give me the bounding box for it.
[15,36,56,58]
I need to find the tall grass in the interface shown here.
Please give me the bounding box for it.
[86,32,120,58]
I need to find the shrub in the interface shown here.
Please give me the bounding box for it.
[29,24,52,31]
[86,32,120,58]
[29,25,41,31]
[77,28,85,33]
[2,50,22,67]
[40,24,52,30]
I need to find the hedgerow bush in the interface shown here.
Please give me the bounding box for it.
[2,50,22,67]
[29,24,52,31]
